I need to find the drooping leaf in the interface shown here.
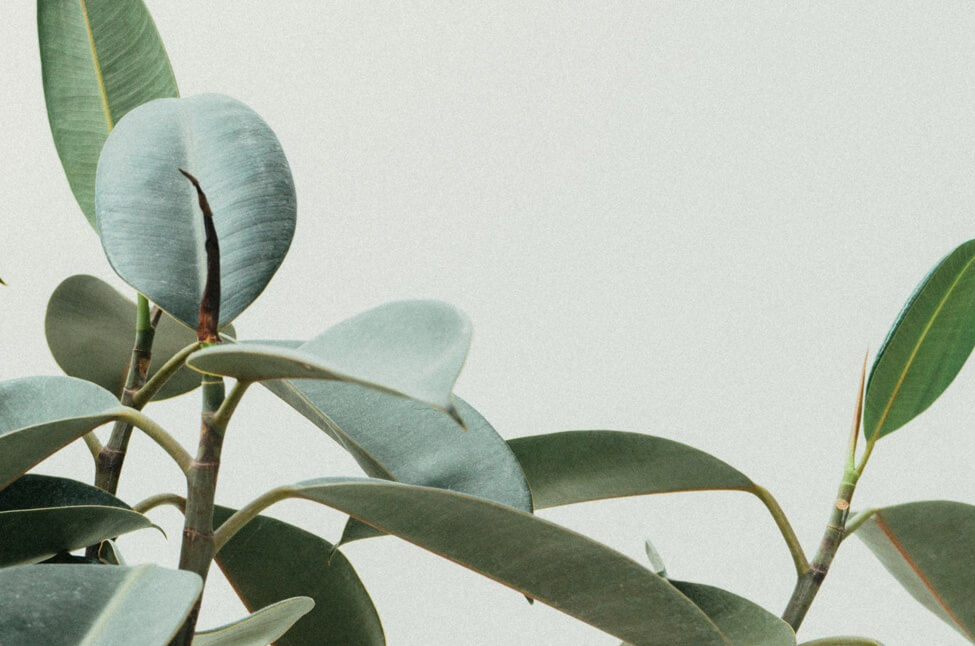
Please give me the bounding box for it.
[855,500,975,642]
[213,506,384,646]
[190,300,471,415]
[95,93,296,328]
[0,376,121,490]
[669,581,796,646]
[0,473,129,511]
[38,0,178,226]
[45,275,234,400]
[799,639,885,645]
[0,564,200,645]
[507,430,753,509]
[284,477,730,645]
[864,239,975,440]
[193,597,315,646]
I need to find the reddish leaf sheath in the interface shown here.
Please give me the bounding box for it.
[178,169,220,343]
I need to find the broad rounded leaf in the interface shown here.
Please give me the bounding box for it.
[38,0,179,226]
[193,597,314,646]
[855,501,975,641]
[864,239,975,440]
[507,430,754,509]
[669,581,796,646]
[287,477,729,645]
[190,301,470,414]
[0,564,201,646]
[213,506,384,645]
[46,275,234,399]
[0,376,121,490]
[799,639,885,645]
[95,93,296,328]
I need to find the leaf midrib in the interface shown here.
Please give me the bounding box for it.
[79,0,114,133]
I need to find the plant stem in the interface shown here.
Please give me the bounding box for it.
[751,484,809,577]
[172,377,249,645]
[131,341,201,408]
[212,485,295,551]
[94,295,160,495]
[111,408,193,474]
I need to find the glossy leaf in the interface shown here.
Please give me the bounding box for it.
[864,239,975,440]
[286,477,730,645]
[799,639,884,645]
[507,430,753,509]
[855,501,975,642]
[0,376,121,490]
[45,275,234,399]
[95,93,296,328]
[0,474,155,566]
[38,0,178,226]
[669,581,796,646]
[213,506,384,646]
[191,300,471,415]
[193,597,314,646]
[0,564,200,645]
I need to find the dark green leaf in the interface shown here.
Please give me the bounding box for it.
[670,581,796,646]
[95,93,296,328]
[864,240,975,440]
[0,564,200,645]
[507,430,753,509]
[0,473,129,511]
[213,506,384,646]
[38,0,178,226]
[193,597,315,646]
[855,500,975,642]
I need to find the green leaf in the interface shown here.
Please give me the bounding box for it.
[190,300,471,415]
[669,581,796,646]
[0,474,156,566]
[855,500,975,642]
[799,639,885,646]
[864,239,975,440]
[0,376,121,490]
[285,477,730,645]
[38,0,178,226]
[507,430,754,509]
[45,275,234,400]
[0,564,200,645]
[213,506,384,646]
[193,597,315,646]
[95,93,296,329]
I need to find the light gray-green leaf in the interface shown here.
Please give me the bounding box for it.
[193,597,314,646]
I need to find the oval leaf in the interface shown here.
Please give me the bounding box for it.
[507,430,754,509]
[38,0,178,226]
[864,239,975,440]
[46,275,234,400]
[286,477,729,645]
[193,597,314,646]
[855,500,975,641]
[0,376,121,490]
[213,506,384,646]
[669,581,796,646]
[95,93,296,328]
[190,301,470,414]
[0,564,200,646]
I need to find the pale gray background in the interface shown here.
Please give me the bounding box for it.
[3,2,975,644]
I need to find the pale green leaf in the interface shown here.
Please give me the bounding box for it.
[864,239,975,439]
[95,93,296,328]
[855,500,975,642]
[38,0,178,226]
[0,564,200,646]
[192,597,314,646]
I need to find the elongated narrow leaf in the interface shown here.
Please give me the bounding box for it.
[855,501,975,642]
[191,300,471,414]
[0,564,200,646]
[864,240,975,440]
[38,0,178,226]
[213,506,384,646]
[0,376,121,490]
[193,597,314,646]
[508,430,753,509]
[799,639,884,645]
[0,473,129,510]
[45,275,234,399]
[286,477,729,645]
[669,581,795,646]
[95,93,296,328]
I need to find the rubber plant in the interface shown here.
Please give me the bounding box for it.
[3,2,975,644]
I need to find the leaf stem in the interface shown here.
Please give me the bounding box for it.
[751,484,809,577]
[131,340,201,408]
[212,485,296,551]
[842,508,877,538]
[110,407,192,474]
[83,431,103,462]
[133,492,187,515]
